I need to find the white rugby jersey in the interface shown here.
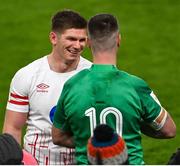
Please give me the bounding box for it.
[6,55,92,165]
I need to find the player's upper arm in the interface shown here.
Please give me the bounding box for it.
[130,75,176,138]
[7,66,32,113]
[3,109,28,144]
[3,109,28,130]
[140,107,176,138]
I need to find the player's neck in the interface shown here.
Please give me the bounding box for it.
[47,54,79,73]
[93,52,116,65]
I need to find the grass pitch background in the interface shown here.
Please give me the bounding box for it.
[0,0,180,164]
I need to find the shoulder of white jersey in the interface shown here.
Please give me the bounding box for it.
[13,56,48,80]
[79,56,92,69]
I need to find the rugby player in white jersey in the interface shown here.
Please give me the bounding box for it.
[3,9,92,165]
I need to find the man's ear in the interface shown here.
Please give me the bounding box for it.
[117,34,121,47]
[49,32,58,45]
[87,38,91,48]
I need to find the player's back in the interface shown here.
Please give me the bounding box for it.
[62,64,149,164]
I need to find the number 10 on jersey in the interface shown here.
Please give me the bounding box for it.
[85,107,123,136]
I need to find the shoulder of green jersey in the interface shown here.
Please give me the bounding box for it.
[64,69,90,88]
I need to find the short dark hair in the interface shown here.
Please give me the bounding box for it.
[88,13,118,40]
[87,14,119,52]
[51,9,87,33]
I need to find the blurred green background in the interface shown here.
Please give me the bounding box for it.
[0,0,179,164]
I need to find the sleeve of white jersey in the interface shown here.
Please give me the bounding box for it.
[6,67,31,113]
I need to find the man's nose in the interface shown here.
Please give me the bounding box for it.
[73,41,81,49]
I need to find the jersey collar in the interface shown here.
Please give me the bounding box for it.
[91,64,117,71]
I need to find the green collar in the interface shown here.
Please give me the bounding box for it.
[91,64,117,71]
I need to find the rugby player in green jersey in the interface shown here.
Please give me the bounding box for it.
[52,13,176,165]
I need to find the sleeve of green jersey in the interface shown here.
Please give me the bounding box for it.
[53,85,71,132]
[132,76,162,123]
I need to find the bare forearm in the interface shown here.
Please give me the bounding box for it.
[3,110,27,145]
[140,114,176,139]
[52,126,75,148]
[140,122,165,138]
[55,134,75,148]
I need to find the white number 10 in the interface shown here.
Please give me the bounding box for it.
[85,107,123,136]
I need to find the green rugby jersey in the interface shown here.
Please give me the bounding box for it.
[53,64,162,165]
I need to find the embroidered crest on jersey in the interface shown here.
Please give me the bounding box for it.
[36,83,49,92]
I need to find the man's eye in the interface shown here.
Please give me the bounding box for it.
[80,39,86,42]
[67,37,77,41]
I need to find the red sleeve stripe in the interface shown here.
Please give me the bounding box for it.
[10,93,28,100]
[9,100,29,105]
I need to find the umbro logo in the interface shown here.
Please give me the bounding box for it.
[36,83,49,92]
[37,83,49,89]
